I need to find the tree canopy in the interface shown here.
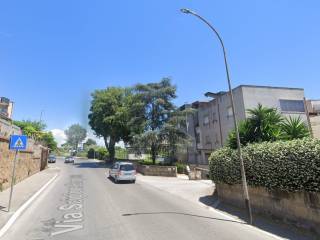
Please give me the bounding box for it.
[13,120,58,150]
[133,78,178,163]
[88,87,144,161]
[64,124,87,151]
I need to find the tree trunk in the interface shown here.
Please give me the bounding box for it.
[105,137,116,163]
[151,143,156,165]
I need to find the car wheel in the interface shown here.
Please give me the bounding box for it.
[132,180,136,184]
[114,177,119,183]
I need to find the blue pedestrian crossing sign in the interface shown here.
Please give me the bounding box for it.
[9,135,28,150]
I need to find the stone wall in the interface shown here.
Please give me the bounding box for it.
[0,119,48,191]
[216,183,320,235]
[137,164,177,177]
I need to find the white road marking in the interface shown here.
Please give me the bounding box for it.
[51,175,84,237]
[0,174,59,238]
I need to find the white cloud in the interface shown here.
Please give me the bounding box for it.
[51,129,67,147]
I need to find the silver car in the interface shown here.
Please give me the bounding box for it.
[64,156,74,163]
[109,162,136,183]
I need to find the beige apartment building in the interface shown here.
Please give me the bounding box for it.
[180,85,310,165]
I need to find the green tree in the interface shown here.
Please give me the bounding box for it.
[14,120,46,139]
[13,120,58,150]
[160,109,193,163]
[84,138,97,147]
[64,124,87,151]
[281,116,310,140]
[41,131,58,151]
[133,78,177,164]
[88,87,143,161]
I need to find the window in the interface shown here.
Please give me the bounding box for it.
[120,164,134,171]
[279,99,305,113]
[196,132,201,143]
[212,112,217,121]
[205,136,211,145]
[227,106,233,118]
[203,115,209,125]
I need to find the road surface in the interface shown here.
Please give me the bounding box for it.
[1,158,278,240]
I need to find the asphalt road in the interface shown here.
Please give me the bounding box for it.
[1,158,279,240]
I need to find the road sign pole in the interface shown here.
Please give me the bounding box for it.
[8,150,18,212]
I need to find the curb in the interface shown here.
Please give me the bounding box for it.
[0,173,59,238]
[138,177,285,240]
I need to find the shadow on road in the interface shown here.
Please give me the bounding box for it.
[107,176,135,184]
[122,211,245,224]
[199,193,316,240]
[74,161,107,169]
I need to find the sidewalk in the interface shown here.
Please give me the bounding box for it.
[137,174,215,204]
[137,175,316,240]
[0,166,59,231]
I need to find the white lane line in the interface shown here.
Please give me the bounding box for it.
[0,173,59,238]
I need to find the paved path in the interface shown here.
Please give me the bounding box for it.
[0,158,301,240]
[0,165,59,231]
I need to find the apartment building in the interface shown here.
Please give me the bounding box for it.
[0,97,14,119]
[181,85,308,165]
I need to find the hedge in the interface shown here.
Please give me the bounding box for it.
[209,138,320,192]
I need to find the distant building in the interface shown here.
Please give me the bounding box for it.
[0,97,14,119]
[180,85,309,165]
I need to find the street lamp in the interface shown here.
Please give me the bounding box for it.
[181,8,253,224]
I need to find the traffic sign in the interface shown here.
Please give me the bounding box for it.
[9,135,27,150]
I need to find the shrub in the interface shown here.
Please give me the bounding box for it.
[97,148,108,160]
[87,147,109,160]
[209,138,320,192]
[175,162,186,174]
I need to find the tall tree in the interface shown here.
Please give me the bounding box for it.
[84,138,97,146]
[88,87,143,161]
[42,131,58,151]
[64,124,87,151]
[134,78,177,163]
[160,108,193,163]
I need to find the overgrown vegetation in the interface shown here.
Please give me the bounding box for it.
[228,104,310,148]
[87,147,109,160]
[209,138,320,192]
[14,120,58,151]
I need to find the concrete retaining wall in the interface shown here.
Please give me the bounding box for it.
[0,119,48,191]
[137,164,177,177]
[216,183,320,234]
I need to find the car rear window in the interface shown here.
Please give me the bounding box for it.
[120,164,134,171]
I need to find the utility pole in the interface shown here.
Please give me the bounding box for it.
[181,8,253,224]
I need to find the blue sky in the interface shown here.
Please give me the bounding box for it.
[1,1,320,140]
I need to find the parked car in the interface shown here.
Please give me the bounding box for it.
[109,162,136,183]
[48,154,56,163]
[64,156,74,163]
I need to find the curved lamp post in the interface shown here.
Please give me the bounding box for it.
[181,8,253,224]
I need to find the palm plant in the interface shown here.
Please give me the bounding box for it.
[280,116,310,140]
[246,103,283,142]
[227,104,283,148]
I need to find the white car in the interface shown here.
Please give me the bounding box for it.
[109,162,136,183]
